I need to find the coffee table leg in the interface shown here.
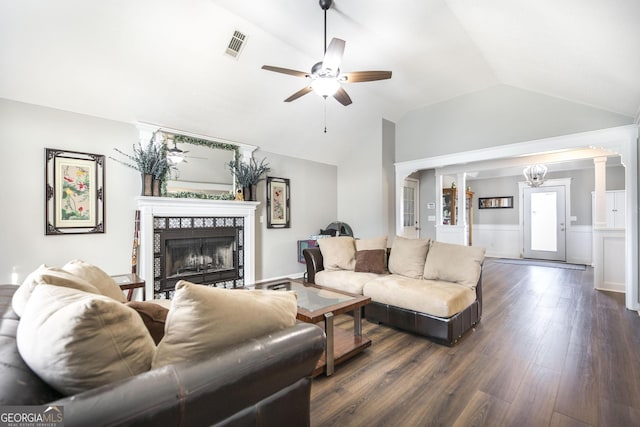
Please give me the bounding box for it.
[324,312,334,376]
[354,307,362,336]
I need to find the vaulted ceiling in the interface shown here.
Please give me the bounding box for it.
[1,0,638,165]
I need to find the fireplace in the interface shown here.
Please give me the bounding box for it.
[153,216,244,298]
[136,197,259,300]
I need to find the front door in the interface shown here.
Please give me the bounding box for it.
[400,178,419,238]
[523,185,566,261]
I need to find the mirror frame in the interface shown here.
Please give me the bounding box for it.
[136,123,257,200]
[165,134,239,198]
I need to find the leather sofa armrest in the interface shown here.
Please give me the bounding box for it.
[303,248,324,283]
[51,323,325,427]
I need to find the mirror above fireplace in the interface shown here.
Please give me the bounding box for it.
[137,123,257,198]
[163,133,237,196]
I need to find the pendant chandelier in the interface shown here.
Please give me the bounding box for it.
[523,164,548,187]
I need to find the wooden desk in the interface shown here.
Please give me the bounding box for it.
[111,273,145,301]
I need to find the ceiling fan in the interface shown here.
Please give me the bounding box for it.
[261,0,392,106]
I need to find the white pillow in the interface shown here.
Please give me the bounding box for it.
[317,236,357,271]
[63,259,126,303]
[17,284,155,395]
[388,236,430,279]
[11,265,102,317]
[153,281,297,368]
[423,241,486,288]
[355,236,387,251]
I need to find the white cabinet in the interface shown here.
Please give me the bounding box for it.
[592,190,625,292]
[605,190,625,228]
[592,190,625,229]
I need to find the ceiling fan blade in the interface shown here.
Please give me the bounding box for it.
[262,65,308,78]
[342,71,392,83]
[333,86,352,106]
[322,38,345,72]
[285,86,313,102]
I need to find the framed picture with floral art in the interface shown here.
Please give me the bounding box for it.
[266,176,290,229]
[45,148,105,235]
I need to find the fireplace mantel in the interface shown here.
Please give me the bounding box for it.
[135,197,259,299]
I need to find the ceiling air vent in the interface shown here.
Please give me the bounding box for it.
[225,30,247,58]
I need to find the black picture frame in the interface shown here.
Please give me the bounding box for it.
[266,176,290,229]
[45,148,105,235]
[478,196,513,209]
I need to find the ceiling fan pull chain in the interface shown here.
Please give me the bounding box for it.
[324,100,327,133]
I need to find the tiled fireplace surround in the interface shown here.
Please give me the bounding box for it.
[136,197,259,300]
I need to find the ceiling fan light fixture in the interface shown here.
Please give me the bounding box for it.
[523,164,548,187]
[167,150,185,164]
[311,77,340,97]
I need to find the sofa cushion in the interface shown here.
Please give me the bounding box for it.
[62,259,127,303]
[11,265,102,317]
[16,284,155,395]
[388,236,430,279]
[0,285,62,405]
[126,301,169,345]
[153,281,297,368]
[363,275,476,318]
[355,236,387,274]
[423,241,486,289]
[315,270,384,295]
[318,236,356,271]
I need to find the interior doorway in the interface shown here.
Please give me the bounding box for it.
[400,178,419,238]
[523,185,566,261]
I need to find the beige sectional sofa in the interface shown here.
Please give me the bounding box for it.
[303,236,485,345]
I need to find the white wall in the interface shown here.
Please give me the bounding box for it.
[0,98,337,284]
[0,98,139,283]
[382,119,396,243]
[418,169,437,239]
[337,117,387,239]
[254,151,337,281]
[397,85,633,162]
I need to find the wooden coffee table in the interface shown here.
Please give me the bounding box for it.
[255,279,371,376]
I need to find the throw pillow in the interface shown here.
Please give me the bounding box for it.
[17,284,155,395]
[317,236,356,271]
[354,236,387,274]
[387,236,431,279]
[423,241,486,288]
[126,301,170,345]
[153,281,297,368]
[11,265,102,317]
[63,259,127,303]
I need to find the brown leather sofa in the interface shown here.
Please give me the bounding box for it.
[0,284,325,427]
[303,247,482,345]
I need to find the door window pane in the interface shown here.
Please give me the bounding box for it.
[530,192,557,252]
[403,186,415,227]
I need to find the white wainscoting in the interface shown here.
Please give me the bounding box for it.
[593,228,625,293]
[472,224,521,258]
[566,225,593,265]
[435,225,467,245]
[474,224,593,264]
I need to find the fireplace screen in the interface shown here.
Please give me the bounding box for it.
[153,216,245,299]
[165,236,235,279]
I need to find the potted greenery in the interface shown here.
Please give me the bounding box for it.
[111,132,174,196]
[227,157,270,201]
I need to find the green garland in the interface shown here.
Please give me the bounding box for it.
[164,191,235,200]
[173,135,240,160]
[163,133,240,199]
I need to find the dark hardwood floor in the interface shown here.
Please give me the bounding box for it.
[310,258,640,427]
